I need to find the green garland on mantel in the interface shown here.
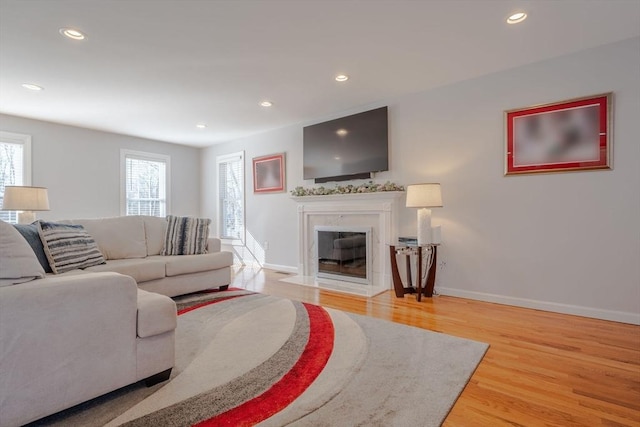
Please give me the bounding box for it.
[290,181,404,197]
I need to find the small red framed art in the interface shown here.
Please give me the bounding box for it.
[504,93,612,176]
[253,153,285,193]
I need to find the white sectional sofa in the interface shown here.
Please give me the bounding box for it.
[0,215,234,426]
[0,272,177,427]
[66,215,233,297]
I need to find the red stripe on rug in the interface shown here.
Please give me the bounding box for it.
[194,303,335,427]
[177,294,248,316]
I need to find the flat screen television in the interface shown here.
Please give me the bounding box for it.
[303,106,388,183]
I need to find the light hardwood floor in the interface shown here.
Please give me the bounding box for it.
[231,267,640,427]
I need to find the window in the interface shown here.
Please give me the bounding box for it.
[120,150,170,217]
[217,151,244,242]
[0,132,31,224]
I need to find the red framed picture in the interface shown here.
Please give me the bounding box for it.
[505,93,612,175]
[253,153,285,193]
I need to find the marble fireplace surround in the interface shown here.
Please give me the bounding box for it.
[287,192,404,297]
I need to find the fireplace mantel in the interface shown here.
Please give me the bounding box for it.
[291,191,405,204]
[287,191,404,296]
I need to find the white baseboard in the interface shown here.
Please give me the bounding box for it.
[242,262,639,324]
[437,287,640,325]
[263,263,299,274]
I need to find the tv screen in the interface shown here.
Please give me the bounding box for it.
[303,106,388,182]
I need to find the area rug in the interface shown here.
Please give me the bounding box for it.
[32,289,488,427]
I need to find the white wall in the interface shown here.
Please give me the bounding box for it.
[0,114,201,219]
[202,37,640,324]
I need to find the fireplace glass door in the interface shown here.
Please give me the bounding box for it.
[316,228,370,284]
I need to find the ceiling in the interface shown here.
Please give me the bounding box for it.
[1,0,639,148]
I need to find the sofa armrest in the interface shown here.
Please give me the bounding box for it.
[207,237,221,252]
[0,272,139,426]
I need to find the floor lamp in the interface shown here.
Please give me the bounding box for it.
[406,183,442,245]
[1,186,50,224]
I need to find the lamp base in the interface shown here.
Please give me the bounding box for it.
[17,211,36,224]
[417,208,432,245]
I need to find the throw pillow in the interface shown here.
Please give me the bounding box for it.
[162,215,211,256]
[13,223,53,273]
[0,220,46,287]
[37,220,106,274]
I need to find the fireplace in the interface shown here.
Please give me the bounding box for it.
[287,191,403,297]
[316,226,372,285]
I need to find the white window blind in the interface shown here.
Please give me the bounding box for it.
[217,152,244,241]
[0,132,31,224]
[121,150,170,217]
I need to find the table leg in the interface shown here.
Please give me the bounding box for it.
[405,253,413,288]
[416,246,423,302]
[423,246,437,297]
[389,246,405,298]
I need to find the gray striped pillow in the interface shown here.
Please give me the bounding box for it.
[162,215,210,256]
[37,221,106,274]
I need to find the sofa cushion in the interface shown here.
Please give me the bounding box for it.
[85,259,166,283]
[37,221,106,274]
[73,217,147,260]
[162,215,210,256]
[150,251,233,277]
[0,220,45,286]
[46,269,92,278]
[13,223,52,273]
[136,289,177,338]
[142,215,168,256]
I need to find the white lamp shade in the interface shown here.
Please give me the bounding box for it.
[406,183,442,208]
[2,186,50,211]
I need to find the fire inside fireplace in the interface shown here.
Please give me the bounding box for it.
[315,226,371,285]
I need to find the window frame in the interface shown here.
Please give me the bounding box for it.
[0,131,32,185]
[120,149,171,217]
[0,131,32,224]
[216,151,245,245]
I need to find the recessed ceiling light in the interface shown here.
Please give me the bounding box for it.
[22,83,43,91]
[336,129,348,136]
[59,28,86,40]
[507,12,527,24]
[335,74,349,82]
[196,123,207,129]
[260,101,273,107]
